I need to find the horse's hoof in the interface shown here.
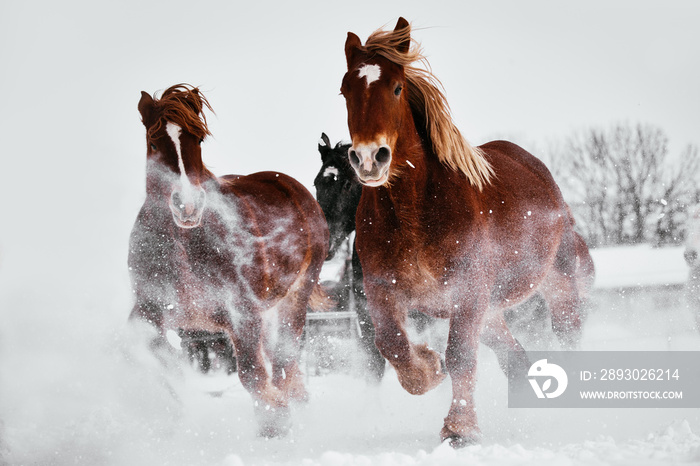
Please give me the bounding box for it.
[283,376,309,403]
[289,387,309,403]
[440,426,481,449]
[255,404,291,438]
[257,422,290,438]
[446,434,478,449]
[441,432,481,449]
[396,344,447,394]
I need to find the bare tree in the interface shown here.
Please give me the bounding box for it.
[548,123,700,247]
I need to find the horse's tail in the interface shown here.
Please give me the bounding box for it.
[308,282,335,312]
[574,232,595,298]
[559,202,595,298]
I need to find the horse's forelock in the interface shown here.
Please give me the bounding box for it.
[148,84,214,141]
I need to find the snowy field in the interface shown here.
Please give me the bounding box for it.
[2,245,700,466]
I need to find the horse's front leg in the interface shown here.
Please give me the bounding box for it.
[268,297,309,404]
[480,311,530,378]
[367,285,446,395]
[229,316,289,437]
[128,299,181,367]
[440,292,489,448]
[352,249,386,383]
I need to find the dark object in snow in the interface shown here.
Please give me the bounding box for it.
[128,84,329,438]
[340,18,595,447]
[179,329,237,375]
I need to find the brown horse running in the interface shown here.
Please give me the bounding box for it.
[128,84,328,436]
[340,19,594,446]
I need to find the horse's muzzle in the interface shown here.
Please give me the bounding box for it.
[348,143,392,187]
[169,186,206,228]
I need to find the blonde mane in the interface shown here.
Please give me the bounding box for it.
[363,23,493,190]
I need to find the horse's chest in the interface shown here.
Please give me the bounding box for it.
[164,242,227,321]
[359,216,461,272]
[356,204,478,314]
[359,226,458,302]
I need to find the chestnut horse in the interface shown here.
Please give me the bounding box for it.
[128,84,328,436]
[340,19,594,446]
[314,133,594,377]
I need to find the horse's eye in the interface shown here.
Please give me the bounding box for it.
[394,84,403,97]
[198,138,203,145]
[150,143,157,151]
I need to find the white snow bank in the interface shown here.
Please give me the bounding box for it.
[590,245,688,289]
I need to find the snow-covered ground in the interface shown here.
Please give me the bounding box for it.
[1,245,700,466]
[590,245,688,289]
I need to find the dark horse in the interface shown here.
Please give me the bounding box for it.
[314,133,386,381]
[340,19,594,446]
[128,84,328,436]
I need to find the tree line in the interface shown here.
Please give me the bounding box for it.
[545,122,700,248]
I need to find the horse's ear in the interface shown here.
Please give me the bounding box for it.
[345,32,362,69]
[138,91,155,128]
[318,133,332,161]
[394,17,411,54]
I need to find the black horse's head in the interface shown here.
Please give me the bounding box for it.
[314,133,362,260]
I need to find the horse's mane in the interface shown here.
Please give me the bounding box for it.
[363,23,493,190]
[148,84,214,143]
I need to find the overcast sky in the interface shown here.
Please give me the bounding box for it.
[0,0,698,286]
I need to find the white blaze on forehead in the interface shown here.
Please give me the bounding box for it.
[358,64,381,87]
[323,166,339,178]
[166,122,195,195]
[166,122,185,174]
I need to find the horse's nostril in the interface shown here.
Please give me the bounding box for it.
[375,147,391,164]
[172,191,183,208]
[348,150,360,166]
